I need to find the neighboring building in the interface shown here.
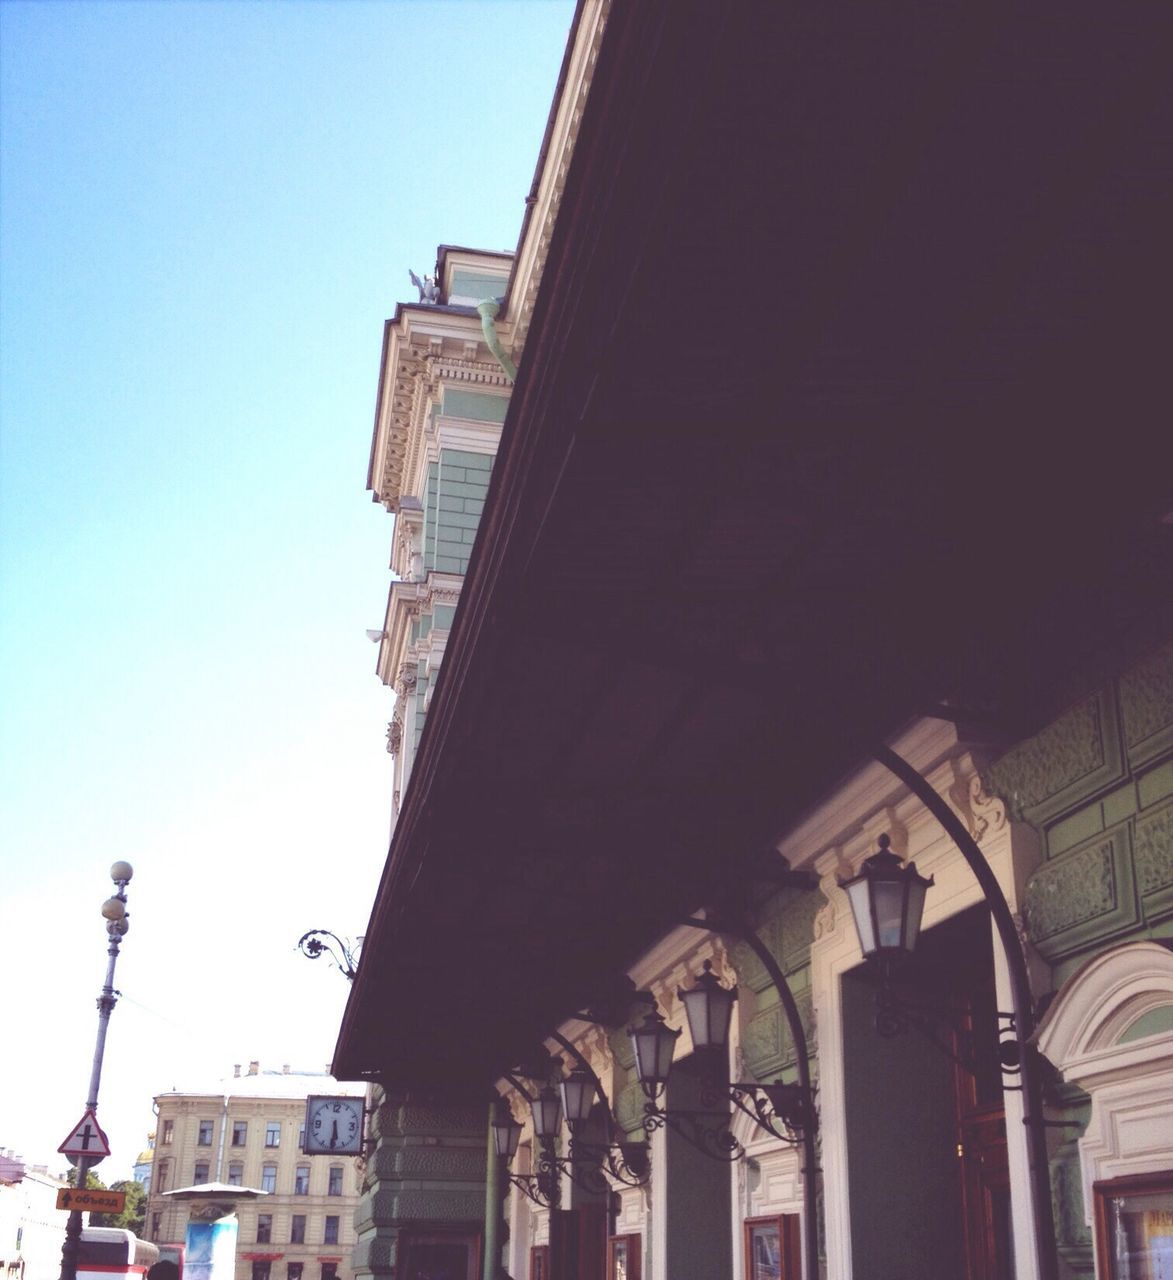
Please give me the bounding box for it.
[334,5,1172,1280]
[145,1065,360,1280]
[0,1150,70,1280]
[133,1134,154,1194]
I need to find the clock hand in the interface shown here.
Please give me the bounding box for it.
[330,1120,338,1148]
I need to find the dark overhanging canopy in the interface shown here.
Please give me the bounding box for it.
[334,0,1172,1093]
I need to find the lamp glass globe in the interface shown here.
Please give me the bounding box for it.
[110,861,134,883]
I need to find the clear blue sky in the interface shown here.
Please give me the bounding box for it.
[0,0,574,1180]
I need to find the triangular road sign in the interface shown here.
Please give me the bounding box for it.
[58,1110,111,1159]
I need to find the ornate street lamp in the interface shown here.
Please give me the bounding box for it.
[559,1067,596,1130]
[679,960,737,1050]
[838,833,933,958]
[490,1105,523,1162]
[628,1008,680,1100]
[530,1084,563,1141]
[59,862,134,1280]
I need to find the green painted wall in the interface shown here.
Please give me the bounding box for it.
[449,270,509,302]
[430,449,494,576]
[984,640,1173,1276]
[729,887,824,1088]
[841,965,964,1280]
[441,389,509,424]
[663,1056,732,1280]
[986,641,1173,982]
[352,1087,488,1280]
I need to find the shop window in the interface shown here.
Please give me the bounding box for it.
[291,1215,306,1245]
[321,1266,337,1280]
[328,1166,343,1196]
[294,1165,310,1195]
[257,1215,273,1244]
[324,1216,339,1245]
[608,1235,641,1280]
[1094,1172,1173,1279]
[261,1164,277,1194]
[252,1264,271,1280]
[198,1120,214,1146]
[232,1122,248,1146]
[744,1216,801,1280]
[288,1267,303,1280]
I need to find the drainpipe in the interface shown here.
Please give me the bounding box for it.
[215,1096,229,1181]
[482,1102,501,1280]
[476,300,517,382]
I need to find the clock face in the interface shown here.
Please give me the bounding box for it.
[303,1096,364,1155]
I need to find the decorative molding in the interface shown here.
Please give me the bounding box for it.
[1134,801,1173,898]
[1036,940,1173,1226]
[986,693,1123,825]
[510,0,613,359]
[1024,827,1140,962]
[1025,840,1117,940]
[1119,642,1173,756]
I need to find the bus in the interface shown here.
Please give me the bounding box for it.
[77,1228,160,1280]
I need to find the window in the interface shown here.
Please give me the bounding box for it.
[298,1125,306,1150]
[321,1266,337,1280]
[257,1214,272,1244]
[607,1236,641,1280]
[265,1122,281,1148]
[294,1165,310,1195]
[155,1161,169,1193]
[228,1162,243,1186]
[198,1120,214,1146]
[744,1216,801,1280]
[328,1166,343,1196]
[151,1213,161,1240]
[193,1161,209,1184]
[324,1216,339,1246]
[252,1263,271,1280]
[1094,1171,1173,1280]
[232,1121,248,1146]
[161,1120,174,1145]
[291,1215,306,1245]
[288,1267,303,1280]
[261,1164,277,1194]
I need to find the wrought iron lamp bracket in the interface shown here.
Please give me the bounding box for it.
[872,975,1022,1087]
[297,929,360,980]
[640,1097,743,1162]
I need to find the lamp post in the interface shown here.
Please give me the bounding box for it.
[59,862,134,1280]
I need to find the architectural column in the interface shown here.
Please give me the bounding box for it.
[353,1088,488,1280]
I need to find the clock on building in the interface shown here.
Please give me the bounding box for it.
[303,1096,364,1155]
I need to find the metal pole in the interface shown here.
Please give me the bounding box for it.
[60,864,133,1280]
[873,745,1059,1280]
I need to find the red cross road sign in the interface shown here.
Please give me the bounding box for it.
[57,1110,111,1159]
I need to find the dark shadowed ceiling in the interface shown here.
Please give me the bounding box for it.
[335,0,1172,1091]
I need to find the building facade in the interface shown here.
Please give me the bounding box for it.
[335,4,1172,1280]
[146,1066,360,1280]
[0,1151,70,1280]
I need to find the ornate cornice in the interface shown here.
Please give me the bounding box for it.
[510,0,612,360]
